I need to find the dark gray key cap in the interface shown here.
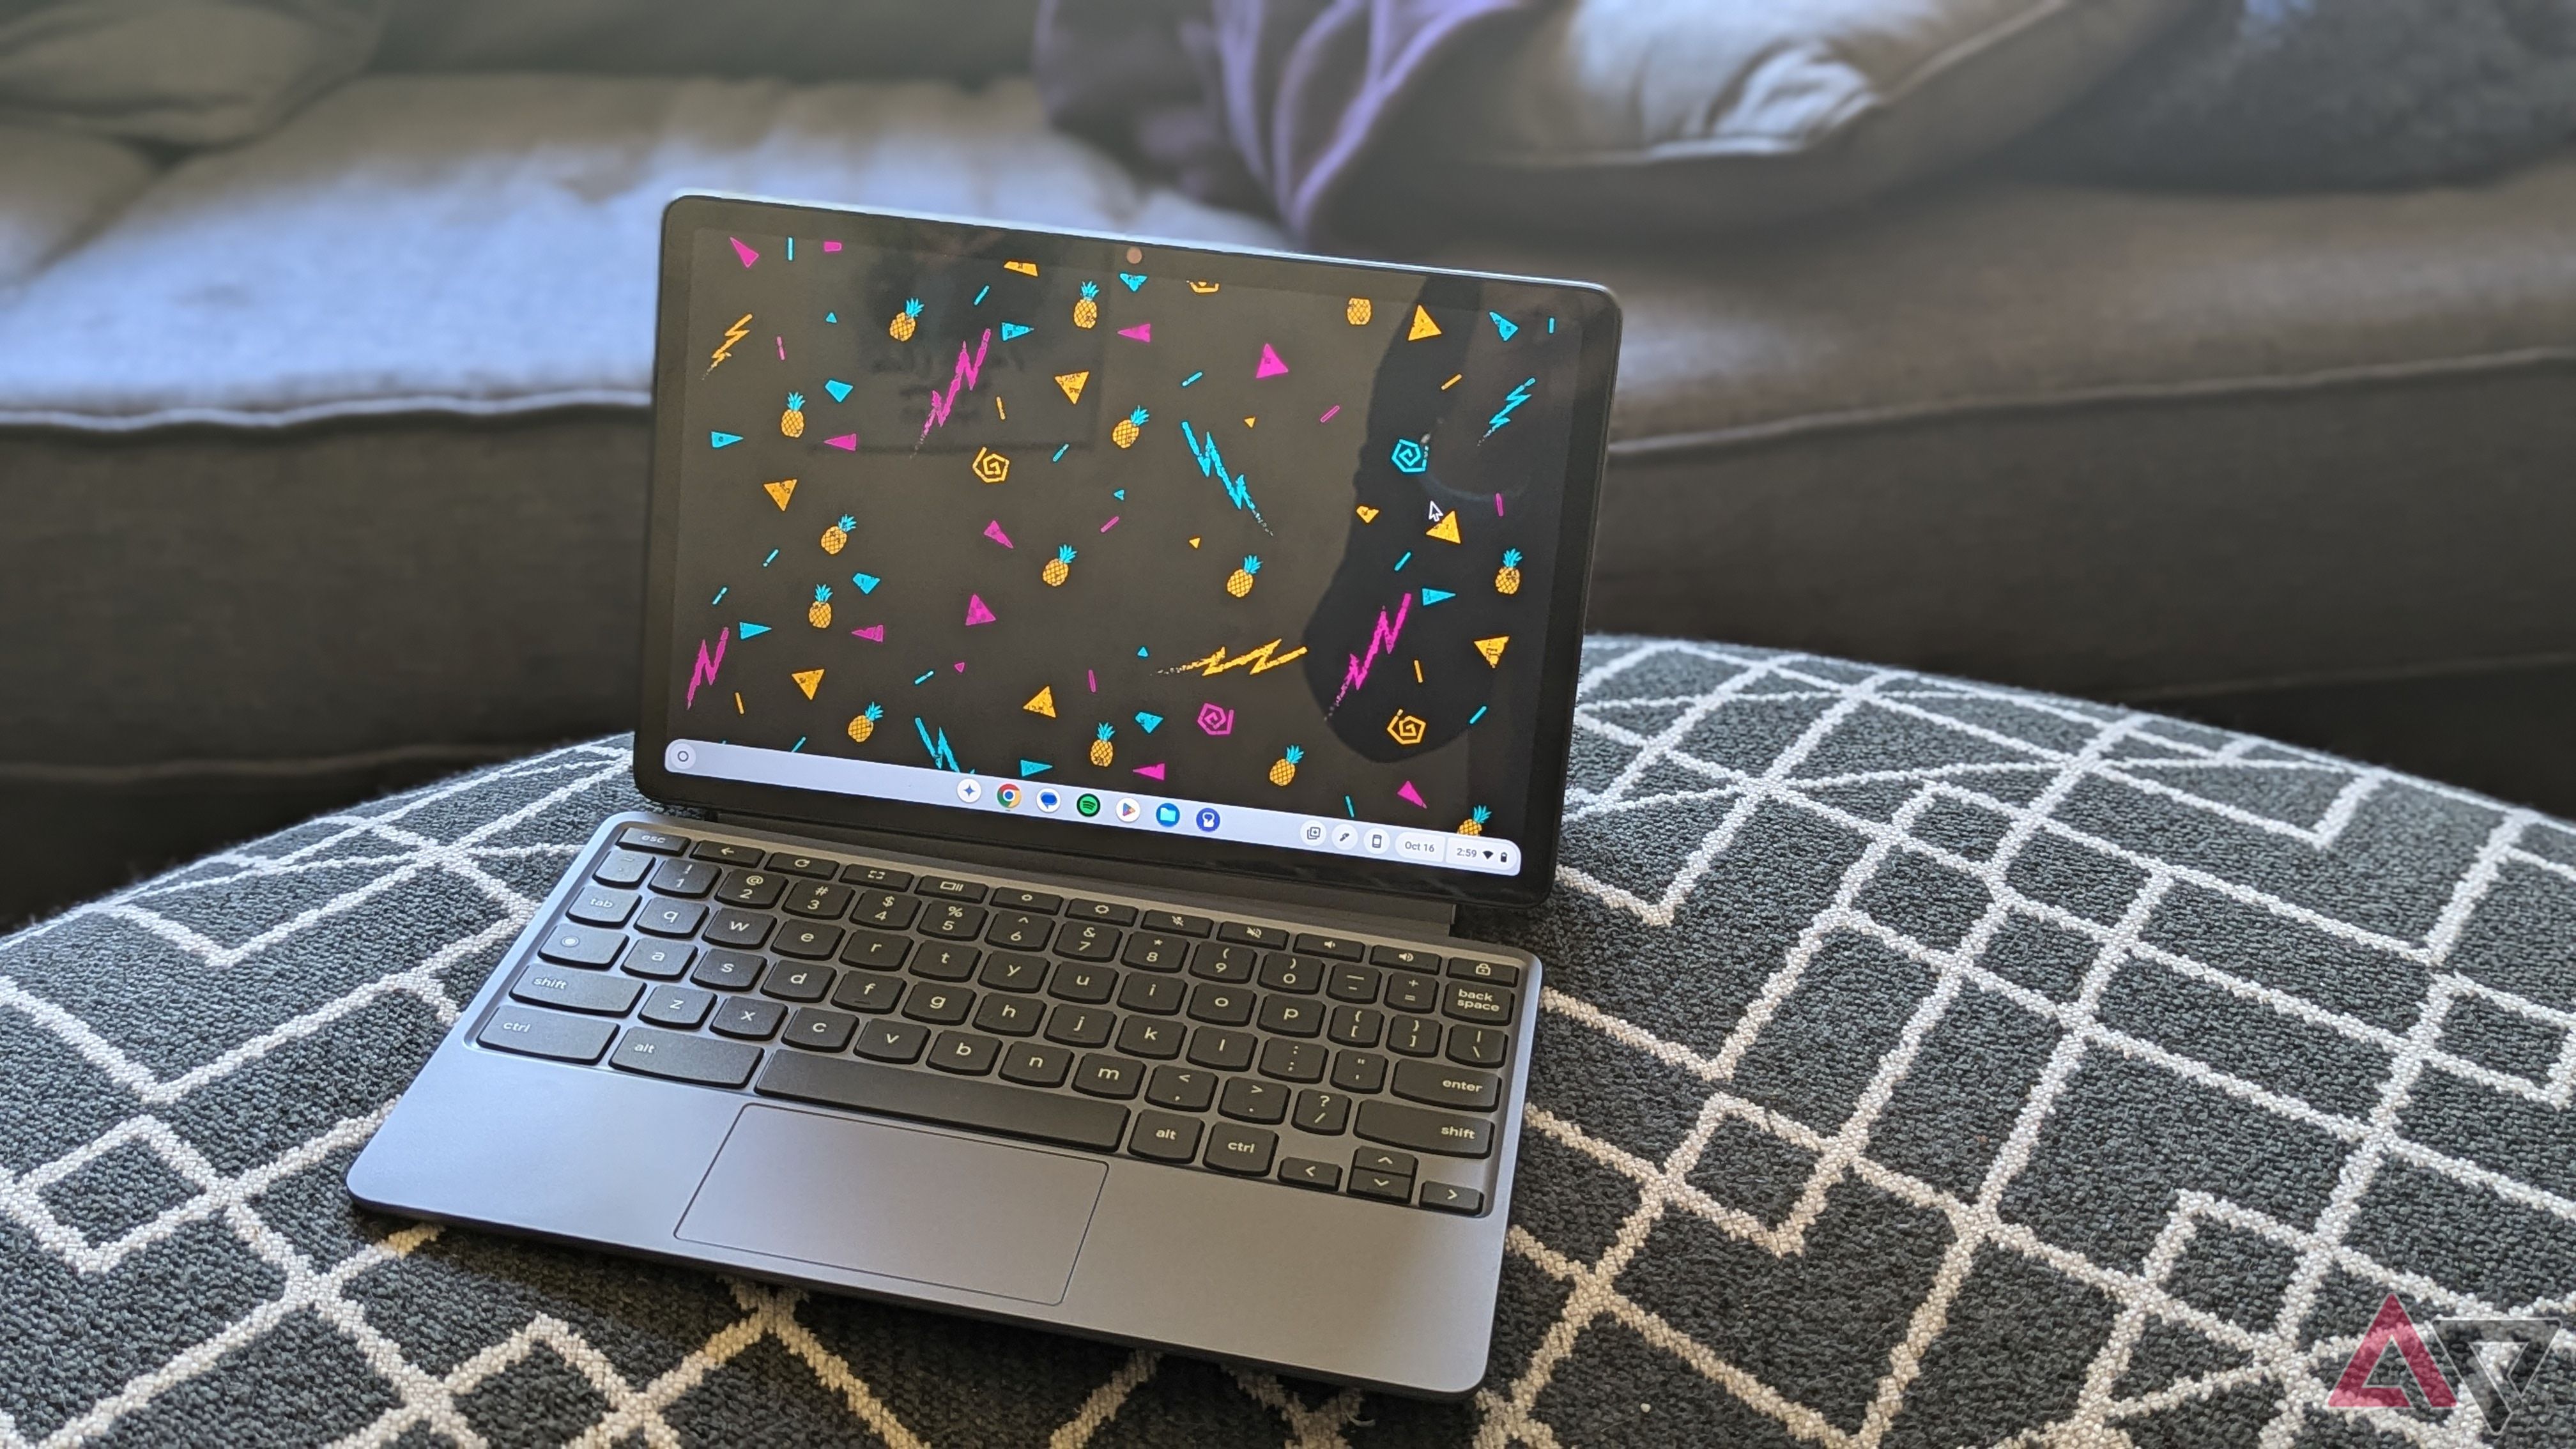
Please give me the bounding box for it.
[592,848,656,889]
[1294,933,1363,961]
[850,891,921,930]
[841,863,914,891]
[1045,1005,1115,1048]
[765,850,839,878]
[1356,1100,1494,1158]
[640,985,714,1029]
[1000,1042,1073,1087]
[762,962,834,1003]
[1370,944,1438,970]
[1333,1051,1390,1094]
[1257,953,1322,993]
[758,1051,1128,1151]
[830,972,904,1014]
[1388,1015,1441,1057]
[1141,910,1210,937]
[973,993,1045,1037]
[979,951,1049,992]
[911,943,981,981]
[623,940,696,980]
[920,900,987,939]
[703,908,774,950]
[632,897,707,939]
[839,927,913,970]
[1326,964,1382,1003]
[1447,1025,1509,1068]
[611,1027,758,1086]
[1257,1038,1327,1084]
[648,857,719,896]
[1146,1065,1216,1112]
[784,1007,858,1052]
[1355,1147,1418,1177]
[690,949,763,992]
[985,911,1050,949]
[927,1031,1000,1075]
[1115,1015,1182,1059]
[772,922,843,961]
[567,887,638,928]
[536,924,624,969]
[1068,898,1137,925]
[1447,955,1522,988]
[1443,980,1517,1026]
[1048,963,1117,1004]
[1129,1110,1203,1163]
[919,875,988,903]
[992,887,1061,913]
[716,869,786,909]
[1117,974,1184,1015]
[617,825,688,855]
[1216,921,1286,948]
[1419,1182,1485,1214]
[477,1004,615,1063]
[1219,1077,1287,1123]
[783,880,854,919]
[1187,1027,1255,1071]
[1257,995,1322,1038]
[1350,1170,1412,1203]
[1384,971,1441,1013]
[1186,984,1254,1027]
[1279,1157,1341,1190]
[1204,1124,1277,1174]
[1121,933,1190,971]
[1294,1089,1352,1135]
[510,965,643,1016]
[691,840,766,866]
[1328,1006,1384,1047]
[900,985,973,1025]
[1190,943,1257,982]
[855,1019,928,1063]
[1075,1053,1144,1099]
[1395,1059,1503,1112]
[712,997,786,1040]
[1054,921,1120,960]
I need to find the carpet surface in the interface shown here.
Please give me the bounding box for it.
[7,637,2576,1446]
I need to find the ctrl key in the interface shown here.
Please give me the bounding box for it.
[608,1026,760,1087]
[477,1005,616,1064]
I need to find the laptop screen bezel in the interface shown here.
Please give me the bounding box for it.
[635,194,1620,909]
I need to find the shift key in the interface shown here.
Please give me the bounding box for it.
[1356,1100,1495,1158]
[510,964,643,1016]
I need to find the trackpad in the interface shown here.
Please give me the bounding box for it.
[677,1105,1107,1305]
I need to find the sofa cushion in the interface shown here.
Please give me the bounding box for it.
[0,123,155,286]
[0,0,388,146]
[375,0,1039,83]
[7,641,2575,1443]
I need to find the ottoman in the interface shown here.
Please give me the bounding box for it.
[7,638,2575,1446]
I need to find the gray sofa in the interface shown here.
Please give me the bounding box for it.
[4,7,2573,923]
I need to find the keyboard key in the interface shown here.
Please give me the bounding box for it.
[616,825,688,855]
[921,901,987,939]
[591,849,656,889]
[783,881,854,920]
[765,850,840,878]
[839,928,913,972]
[1384,971,1441,1013]
[1054,921,1121,960]
[1219,1077,1287,1123]
[1443,981,1517,1027]
[979,951,1048,992]
[1354,1147,1417,1177]
[712,997,786,1040]
[910,943,981,982]
[1216,921,1287,948]
[1140,910,1211,937]
[985,911,1052,950]
[1368,944,1439,970]
[1293,933,1364,961]
[1186,985,1254,1027]
[1204,1125,1277,1175]
[567,887,638,928]
[1326,964,1382,1003]
[691,949,764,992]
[1328,1006,1384,1047]
[1257,996,1323,1038]
[919,875,988,903]
[1293,1090,1353,1135]
[1000,1042,1073,1087]
[632,898,707,939]
[1258,953,1323,993]
[1257,1039,1327,1084]
[772,923,843,961]
[716,870,786,910]
[1075,1053,1144,1099]
[991,887,1061,913]
[1279,1157,1342,1191]
[927,1030,1001,1075]
[1187,1028,1255,1071]
[1068,899,1137,925]
[1356,1100,1494,1158]
[1447,955,1522,988]
[1332,1051,1390,1094]
[841,863,914,891]
[1388,1016,1441,1057]
[647,858,719,897]
[612,1027,759,1087]
[1350,1170,1412,1203]
[758,1052,1128,1151]
[510,965,643,1016]
[1447,1025,1510,1068]
[624,941,696,980]
[1393,1059,1501,1112]
[1189,943,1257,982]
[1048,964,1117,1004]
[691,840,767,866]
[537,925,624,969]
[830,972,905,1014]
[902,986,974,1025]
[1121,933,1191,971]
[1146,1066,1216,1112]
[1129,1110,1203,1163]
[855,1020,929,1063]
[478,1004,617,1063]
[1045,1006,1115,1048]
[640,986,715,1029]
[703,908,775,950]
[1115,1015,1183,1059]
[850,891,921,930]
[783,1007,858,1052]
[1419,1182,1485,1214]
[972,994,1045,1037]
[762,962,835,1004]
[1116,974,1184,1015]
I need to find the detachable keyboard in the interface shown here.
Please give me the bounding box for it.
[478,818,1533,1215]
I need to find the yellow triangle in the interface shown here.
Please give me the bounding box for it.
[1407,304,1441,341]
[792,668,824,699]
[1243,417,1256,428]
[764,478,797,510]
[1055,370,1089,404]
[1004,259,1038,276]
[1474,636,1508,668]
[1188,536,1202,549]
[1356,505,1379,523]
[1425,510,1462,544]
[1023,685,1056,718]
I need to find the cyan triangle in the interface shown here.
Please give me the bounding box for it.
[1489,311,1518,341]
[1000,321,1032,341]
[1119,273,1146,291]
[710,431,742,448]
[1020,760,1052,777]
[1135,647,1149,657]
[852,572,880,594]
[824,379,852,402]
[738,621,770,638]
[1421,588,1455,605]
[1135,712,1163,732]
[1113,489,1126,500]
[824,312,838,323]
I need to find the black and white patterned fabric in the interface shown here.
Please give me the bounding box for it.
[8,636,2576,1446]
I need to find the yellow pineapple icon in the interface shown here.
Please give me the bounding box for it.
[1042,544,1076,586]
[1073,280,1100,330]
[1268,746,1302,786]
[820,514,854,555]
[847,702,882,744]
[781,392,806,438]
[1089,724,1115,768]
[1347,297,1372,326]
[806,584,832,629]
[1225,555,1261,598]
[1495,548,1524,595]
[1111,406,1148,448]
[1459,805,1491,836]
[888,298,922,341]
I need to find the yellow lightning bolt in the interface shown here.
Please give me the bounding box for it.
[1168,639,1310,677]
[707,312,752,373]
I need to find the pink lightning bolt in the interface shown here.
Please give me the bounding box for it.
[917,329,994,444]
[1332,594,1411,709]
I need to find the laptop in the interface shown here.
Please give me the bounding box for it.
[349,195,1620,1397]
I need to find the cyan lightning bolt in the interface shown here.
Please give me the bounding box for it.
[706,313,752,374]
[685,627,729,707]
[1178,420,1268,530]
[1331,594,1412,709]
[916,329,994,445]
[1482,376,1537,440]
[1165,639,1310,676]
[914,716,960,772]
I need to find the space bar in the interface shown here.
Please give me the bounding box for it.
[753,1053,1129,1152]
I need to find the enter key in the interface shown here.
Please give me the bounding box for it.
[1391,1059,1502,1112]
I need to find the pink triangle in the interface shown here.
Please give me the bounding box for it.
[1133,763,1166,781]
[1397,781,1426,808]
[963,594,997,626]
[954,660,967,671]
[1255,342,1288,378]
[1117,322,1152,342]
[983,519,1014,548]
[825,433,857,450]
[849,624,884,641]
[730,236,758,268]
